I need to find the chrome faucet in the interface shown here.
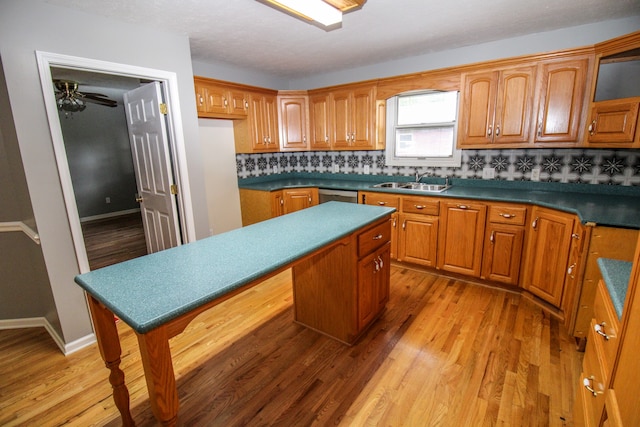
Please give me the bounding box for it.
[445,176,450,187]
[415,171,432,182]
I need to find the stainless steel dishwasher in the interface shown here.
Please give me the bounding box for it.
[318,189,358,204]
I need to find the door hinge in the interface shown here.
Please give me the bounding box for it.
[160,103,168,115]
[170,184,178,195]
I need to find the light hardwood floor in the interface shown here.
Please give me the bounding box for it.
[0,265,582,426]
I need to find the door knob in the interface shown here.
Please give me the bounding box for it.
[136,197,144,203]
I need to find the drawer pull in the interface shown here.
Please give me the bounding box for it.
[373,234,383,240]
[378,256,384,269]
[457,205,468,210]
[567,263,576,278]
[594,323,609,340]
[532,216,539,229]
[374,258,380,272]
[414,204,425,209]
[499,213,515,219]
[583,377,597,397]
[490,231,495,244]
[377,201,387,205]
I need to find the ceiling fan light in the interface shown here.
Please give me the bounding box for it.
[264,0,342,27]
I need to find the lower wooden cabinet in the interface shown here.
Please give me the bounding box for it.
[239,187,318,226]
[481,203,528,285]
[292,217,392,344]
[272,188,318,217]
[438,200,487,277]
[522,206,576,307]
[359,191,400,259]
[398,213,438,267]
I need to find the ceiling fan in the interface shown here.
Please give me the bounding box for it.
[53,79,118,112]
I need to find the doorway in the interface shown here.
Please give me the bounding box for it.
[36,51,196,273]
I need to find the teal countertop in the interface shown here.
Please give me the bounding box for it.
[75,202,395,334]
[597,258,633,319]
[239,173,640,229]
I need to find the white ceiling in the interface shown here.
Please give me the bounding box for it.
[47,0,640,79]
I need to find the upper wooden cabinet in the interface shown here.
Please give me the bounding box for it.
[458,65,536,147]
[194,76,248,118]
[277,91,309,151]
[234,92,279,153]
[329,84,376,150]
[533,57,590,144]
[308,91,332,150]
[585,31,640,147]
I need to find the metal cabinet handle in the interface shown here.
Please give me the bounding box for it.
[402,220,407,230]
[538,123,542,137]
[571,233,581,240]
[567,263,576,278]
[373,234,383,240]
[374,258,380,272]
[457,205,468,210]
[490,231,495,244]
[377,201,387,205]
[414,204,425,209]
[377,256,384,269]
[495,125,500,136]
[198,94,204,104]
[583,377,597,397]
[499,213,515,219]
[588,119,596,135]
[223,97,228,107]
[325,135,329,142]
[532,217,539,229]
[594,323,609,340]
[392,218,397,227]
[487,125,493,136]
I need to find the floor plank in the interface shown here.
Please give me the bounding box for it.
[0,265,582,426]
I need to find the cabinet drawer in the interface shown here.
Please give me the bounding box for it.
[402,197,440,216]
[488,204,527,225]
[593,280,620,375]
[364,193,400,209]
[358,220,391,257]
[582,327,608,425]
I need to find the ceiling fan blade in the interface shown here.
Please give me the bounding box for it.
[83,94,118,107]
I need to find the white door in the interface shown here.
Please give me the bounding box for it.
[124,82,181,253]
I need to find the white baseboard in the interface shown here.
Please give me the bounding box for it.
[0,317,96,356]
[80,208,141,223]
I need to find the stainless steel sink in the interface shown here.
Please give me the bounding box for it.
[372,182,451,192]
[372,182,406,189]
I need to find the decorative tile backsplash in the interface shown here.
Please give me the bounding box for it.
[237,149,640,186]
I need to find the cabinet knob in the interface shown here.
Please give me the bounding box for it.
[495,125,500,137]
[373,234,383,240]
[499,213,514,219]
[567,262,576,278]
[487,125,493,137]
[588,119,596,135]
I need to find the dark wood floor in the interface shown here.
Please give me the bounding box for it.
[0,264,582,426]
[81,212,148,270]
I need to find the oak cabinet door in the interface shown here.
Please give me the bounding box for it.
[534,58,589,143]
[398,214,438,267]
[482,223,524,286]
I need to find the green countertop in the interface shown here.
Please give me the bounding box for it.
[597,258,633,319]
[75,202,395,334]
[239,173,640,229]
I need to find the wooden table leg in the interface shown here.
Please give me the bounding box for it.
[87,296,135,426]
[136,326,179,426]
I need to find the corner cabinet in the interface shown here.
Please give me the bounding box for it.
[292,217,392,344]
[271,188,318,217]
[233,91,280,153]
[330,84,376,150]
[458,65,536,147]
[522,207,580,308]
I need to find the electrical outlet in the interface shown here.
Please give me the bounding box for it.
[363,165,370,174]
[531,167,541,181]
[333,164,339,173]
[482,167,495,179]
[105,197,111,204]
[272,165,278,174]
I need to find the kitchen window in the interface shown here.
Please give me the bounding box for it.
[385,90,461,167]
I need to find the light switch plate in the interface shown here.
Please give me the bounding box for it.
[364,165,370,174]
[482,167,495,179]
[333,164,339,173]
[531,168,540,181]
[272,165,278,174]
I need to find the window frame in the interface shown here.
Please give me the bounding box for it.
[384,90,461,167]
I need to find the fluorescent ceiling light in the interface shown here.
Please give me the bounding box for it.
[263,0,342,27]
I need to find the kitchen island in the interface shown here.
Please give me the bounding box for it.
[74,202,394,426]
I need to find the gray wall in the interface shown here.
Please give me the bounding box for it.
[58,98,139,219]
[0,0,210,346]
[0,59,61,333]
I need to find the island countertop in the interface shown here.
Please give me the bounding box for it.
[75,202,395,334]
[238,173,640,229]
[597,258,634,319]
